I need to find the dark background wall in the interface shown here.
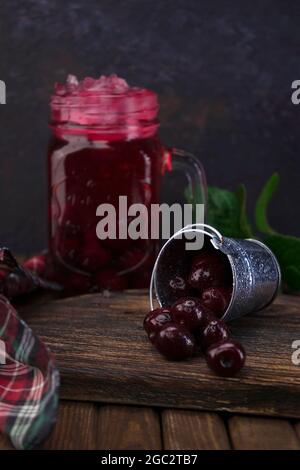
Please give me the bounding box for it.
[0,0,299,254]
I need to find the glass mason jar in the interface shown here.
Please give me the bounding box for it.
[47,75,206,293]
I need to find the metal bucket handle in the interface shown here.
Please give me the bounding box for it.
[149,223,223,310]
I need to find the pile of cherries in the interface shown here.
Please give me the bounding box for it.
[144,249,246,377]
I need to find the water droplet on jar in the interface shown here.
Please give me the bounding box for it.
[67,193,77,206]
[86,179,96,189]
[64,220,81,236]
[142,182,152,204]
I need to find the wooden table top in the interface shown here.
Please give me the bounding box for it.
[1,290,300,450]
[1,401,300,450]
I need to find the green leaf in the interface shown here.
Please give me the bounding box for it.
[185,179,300,293]
[254,173,300,292]
[264,233,300,293]
[285,266,300,293]
[255,173,280,235]
[206,186,247,238]
[235,184,254,238]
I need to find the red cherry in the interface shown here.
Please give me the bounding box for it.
[202,287,232,317]
[0,269,7,280]
[206,339,246,376]
[129,270,151,288]
[170,297,214,332]
[23,254,46,277]
[56,219,81,262]
[43,253,60,282]
[61,218,81,238]
[62,226,111,272]
[154,323,196,360]
[119,248,147,270]
[3,272,33,298]
[61,203,81,227]
[77,244,111,272]
[65,272,91,294]
[188,251,229,291]
[57,237,79,261]
[94,268,127,291]
[102,237,132,254]
[143,308,172,342]
[200,319,230,350]
[168,276,190,299]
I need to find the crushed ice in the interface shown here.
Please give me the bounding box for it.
[54,74,130,96]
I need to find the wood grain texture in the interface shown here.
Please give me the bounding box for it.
[0,434,14,450]
[42,401,98,450]
[97,405,162,450]
[294,422,300,442]
[162,410,230,450]
[229,416,300,450]
[19,291,300,418]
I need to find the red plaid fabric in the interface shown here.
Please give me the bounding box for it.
[0,295,59,449]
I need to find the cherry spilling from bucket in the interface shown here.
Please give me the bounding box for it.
[144,249,246,376]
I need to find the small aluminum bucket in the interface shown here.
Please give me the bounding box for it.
[150,224,281,321]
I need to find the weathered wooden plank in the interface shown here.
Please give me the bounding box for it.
[0,434,14,450]
[293,422,300,442]
[97,405,162,450]
[229,416,300,450]
[162,410,230,450]
[42,401,97,450]
[19,291,300,418]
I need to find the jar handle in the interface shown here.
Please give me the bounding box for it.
[168,147,207,215]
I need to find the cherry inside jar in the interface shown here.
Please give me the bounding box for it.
[47,75,205,293]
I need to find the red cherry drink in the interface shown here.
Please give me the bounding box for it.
[48,75,167,293]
